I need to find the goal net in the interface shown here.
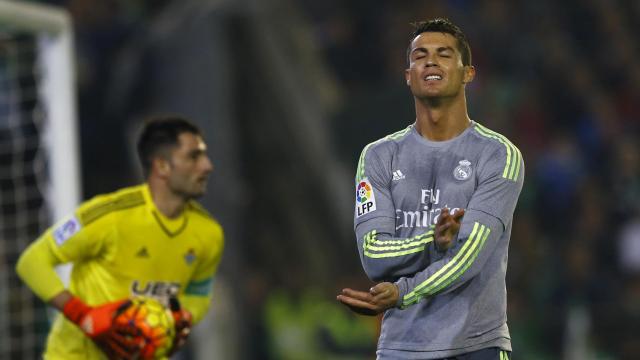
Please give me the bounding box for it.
[0,2,79,358]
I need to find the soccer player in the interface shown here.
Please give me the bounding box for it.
[337,18,523,359]
[16,116,224,359]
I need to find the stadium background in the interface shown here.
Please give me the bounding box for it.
[3,0,640,359]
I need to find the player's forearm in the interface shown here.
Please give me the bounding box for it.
[15,237,66,301]
[357,223,435,282]
[394,210,504,309]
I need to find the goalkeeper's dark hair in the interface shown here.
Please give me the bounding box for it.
[407,18,471,66]
[137,115,202,177]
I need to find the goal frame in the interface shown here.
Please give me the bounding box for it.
[0,0,81,220]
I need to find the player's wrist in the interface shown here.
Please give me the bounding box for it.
[61,296,92,324]
[63,297,133,340]
[393,279,407,308]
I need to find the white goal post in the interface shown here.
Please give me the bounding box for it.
[0,1,80,219]
[0,1,79,358]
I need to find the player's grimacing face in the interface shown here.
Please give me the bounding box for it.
[405,32,474,99]
[167,132,213,199]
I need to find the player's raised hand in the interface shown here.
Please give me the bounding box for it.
[337,282,399,316]
[435,208,465,251]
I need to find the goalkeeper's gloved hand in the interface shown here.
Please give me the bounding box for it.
[99,325,146,360]
[62,296,142,359]
[168,296,193,356]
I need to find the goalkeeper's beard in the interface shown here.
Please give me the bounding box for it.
[171,180,207,200]
[166,171,209,199]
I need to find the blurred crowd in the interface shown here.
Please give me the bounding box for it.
[23,0,640,359]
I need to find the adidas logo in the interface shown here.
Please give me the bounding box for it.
[136,247,149,258]
[392,170,406,181]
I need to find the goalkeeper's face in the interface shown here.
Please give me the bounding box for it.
[166,132,213,199]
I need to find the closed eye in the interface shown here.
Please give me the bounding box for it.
[437,46,455,58]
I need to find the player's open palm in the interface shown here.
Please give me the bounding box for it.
[337,283,399,316]
[435,208,465,251]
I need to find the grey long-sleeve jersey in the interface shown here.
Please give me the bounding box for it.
[354,121,524,359]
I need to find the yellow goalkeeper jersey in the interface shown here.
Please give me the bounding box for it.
[16,184,224,360]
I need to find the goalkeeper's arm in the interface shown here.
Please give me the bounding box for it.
[16,236,139,357]
[16,234,67,301]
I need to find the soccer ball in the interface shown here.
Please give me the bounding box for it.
[114,296,175,359]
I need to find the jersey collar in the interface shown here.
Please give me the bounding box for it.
[142,183,189,238]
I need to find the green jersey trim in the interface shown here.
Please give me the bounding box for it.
[401,222,490,307]
[356,126,412,182]
[473,124,522,181]
[185,277,214,296]
[363,227,434,258]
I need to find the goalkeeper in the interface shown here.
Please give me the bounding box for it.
[16,116,224,359]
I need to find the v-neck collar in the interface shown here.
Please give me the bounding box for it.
[142,183,188,238]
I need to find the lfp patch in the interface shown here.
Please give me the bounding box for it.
[355,178,377,218]
[53,215,81,246]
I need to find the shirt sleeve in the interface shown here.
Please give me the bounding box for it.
[394,152,524,308]
[15,234,66,301]
[354,144,436,282]
[180,225,224,324]
[467,145,524,224]
[15,209,111,301]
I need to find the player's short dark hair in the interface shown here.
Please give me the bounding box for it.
[137,115,201,177]
[407,18,472,66]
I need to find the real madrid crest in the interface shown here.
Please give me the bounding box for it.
[453,160,472,181]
